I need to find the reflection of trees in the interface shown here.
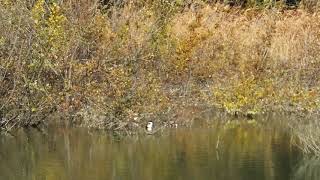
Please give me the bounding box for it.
[215,121,296,180]
[293,157,320,180]
[291,118,320,155]
[0,122,301,180]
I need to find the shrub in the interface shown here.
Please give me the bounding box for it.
[0,0,320,132]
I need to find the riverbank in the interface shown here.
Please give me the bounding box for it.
[0,1,319,133]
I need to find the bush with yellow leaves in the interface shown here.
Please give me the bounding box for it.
[0,0,320,132]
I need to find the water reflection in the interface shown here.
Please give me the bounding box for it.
[0,122,305,180]
[293,156,320,180]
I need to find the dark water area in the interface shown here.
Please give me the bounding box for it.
[0,121,318,180]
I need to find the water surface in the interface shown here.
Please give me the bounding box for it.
[0,121,318,180]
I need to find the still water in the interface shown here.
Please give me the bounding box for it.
[0,121,319,180]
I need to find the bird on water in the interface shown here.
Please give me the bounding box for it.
[146,121,153,132]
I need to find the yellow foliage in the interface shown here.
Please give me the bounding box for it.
[213,76,273,114]
[47,3,67,52]
[31,0,46,28]
[32,0,67,53]
[2,1,320,131]
[0,36,4,47]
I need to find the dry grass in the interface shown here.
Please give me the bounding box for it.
[0,0,320,134]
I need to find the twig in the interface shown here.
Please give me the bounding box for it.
[216,134,220,150]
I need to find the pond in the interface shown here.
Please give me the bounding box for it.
[0,120,319,180]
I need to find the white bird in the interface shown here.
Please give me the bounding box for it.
[146,121,153,132]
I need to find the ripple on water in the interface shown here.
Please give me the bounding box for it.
[0,122,304,180]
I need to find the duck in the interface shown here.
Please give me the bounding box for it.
[146,121,153,132]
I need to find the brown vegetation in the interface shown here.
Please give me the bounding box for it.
[0,0,319,133]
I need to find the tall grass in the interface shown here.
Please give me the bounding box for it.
[0,0,320,132]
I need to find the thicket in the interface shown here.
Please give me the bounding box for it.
[0,0,319,133]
